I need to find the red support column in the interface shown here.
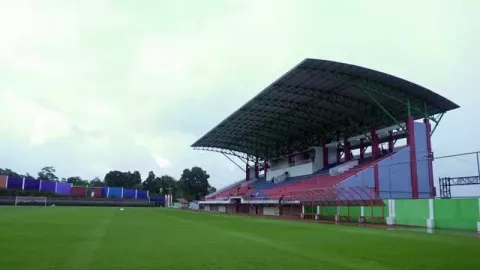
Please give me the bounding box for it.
[344,137,351,161]
[254,162,259,179]
[322,143,328,167]
[336,144,341,164]
[370,127,379,159]
[406,116,419,198]
[424,118,435,197]
[388,131,394,153]
[374,164,380,196]
[264,160,268,180]
[360,139,365,160]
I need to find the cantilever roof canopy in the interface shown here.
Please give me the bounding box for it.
[192,58,459,160]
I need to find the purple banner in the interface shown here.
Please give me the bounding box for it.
[123,189,136,199]
[6,177,23,189]
[56,182,72,195]
[24,178,40,191]
[137,190,148,199]
[40,181,56,193]
[102,187,109,197]
[108,187,122,198]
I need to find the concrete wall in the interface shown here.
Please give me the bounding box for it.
[413,122,431,198]
[388,198,480,231]
[378,147,412,198]
[337,147,413,199]
[327,146,337,165]
[263,206,279,216]
[269,162,313,179]
[395,199,429,226]
[199,198,480,232]
[313,147,324,172]
[337,167,374,188]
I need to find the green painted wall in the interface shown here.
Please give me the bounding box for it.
[303,206,316,214]
[296,198,480,231]
[395,199,429,227]
[339,206,361,222]
[364,201,388,223]
[318,206,337,221]
[434,198,479,231]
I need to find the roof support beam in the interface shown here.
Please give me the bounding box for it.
[240,109,339,139]
[361,88,408,133]
[255,98,351,126]
[222,153,246,172]
[430,112,444,136]
[230,110,319,136]
[272,84,374,114]
[201,135,277,157]
[298,67,428,116]
[194,147,249,160]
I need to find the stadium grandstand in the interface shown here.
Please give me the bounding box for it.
[192,58,459,222]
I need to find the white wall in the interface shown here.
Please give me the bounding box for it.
[189,201,200,210]
[204,205,210,211]
[248,166,256,179]
[327,146,337,165]
[218,205,226,212]
[312,147,324,172]
[269,162,313,179]
[263,206,279,216]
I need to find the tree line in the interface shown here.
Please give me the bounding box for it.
[0,166,216,201]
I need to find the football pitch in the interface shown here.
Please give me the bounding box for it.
[0,207,478,270]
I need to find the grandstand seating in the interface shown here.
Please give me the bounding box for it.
[207,151,397,201]
[263,155,392,199]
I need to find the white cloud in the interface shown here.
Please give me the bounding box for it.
[0,92,74,147]
[153,155,171,168]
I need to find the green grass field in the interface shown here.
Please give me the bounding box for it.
[0,206,479,270]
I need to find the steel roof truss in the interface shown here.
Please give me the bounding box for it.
[272,84,373,114]
[299,67,428,116]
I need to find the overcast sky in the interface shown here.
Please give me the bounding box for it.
[0,0,479,195]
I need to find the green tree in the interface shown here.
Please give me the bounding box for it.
[66,176,88,186]
[179,167,212,200]
[154,175,177,195]
[104,170,142,188]
[208,186,217,193]
[143,171,156,193]
[37,166,58,182]
[90,177,105,187]
[130,171,142,188]
[0,168,29,178]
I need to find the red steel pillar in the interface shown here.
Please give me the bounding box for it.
[374,164,380,196]
[406,116,419,198]
[370,127,379,159]
[359,139,365,160]
[322,143,328,168]
[344,136,351,161]
[263,160,268,180]
[424,118,435,197]
[336,144,341,164]
[388,131,394,153]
